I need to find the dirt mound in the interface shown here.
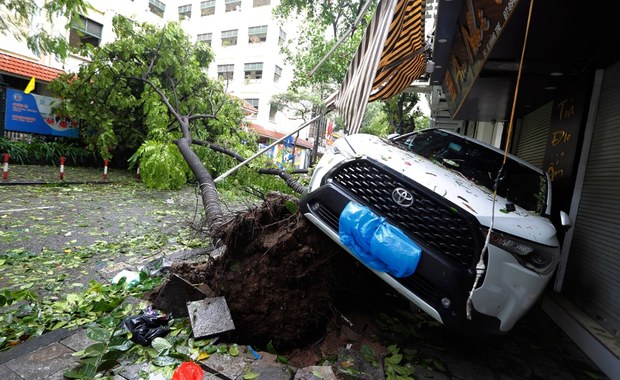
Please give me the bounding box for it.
[169,193,354,350]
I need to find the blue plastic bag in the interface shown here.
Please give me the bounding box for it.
[339,202,421,278]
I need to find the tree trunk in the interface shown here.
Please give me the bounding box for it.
[175,119,224,236]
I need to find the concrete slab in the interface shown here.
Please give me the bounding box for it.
[188,297,235,338]
[334,348,384,380]
[0,364,22,380]
[294,366,338,380]
[59,328,94,352]
[244,359,294,380]
[3,342,77,379]
[0,328,74,365]
[152,274,207,317]
[200,351,254,379]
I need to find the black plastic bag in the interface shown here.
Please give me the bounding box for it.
[122,308,171,346]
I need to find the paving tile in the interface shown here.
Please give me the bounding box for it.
[201,351,255,379]
[0,364,22,380]
[293,365,338,380]
[243,359,294,380]
[59,328,94,352]
[4,342,77,380]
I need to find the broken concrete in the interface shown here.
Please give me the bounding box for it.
[188,297,236,338]
[334,348,385,380]
[152,274,207,317]
[293,365,338,380]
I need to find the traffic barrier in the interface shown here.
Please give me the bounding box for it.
[59,156,65,180]
[2,153,8,180]
[103,159,109,180]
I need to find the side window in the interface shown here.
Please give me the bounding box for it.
[178,4,191,20]
[69,16,103,48]
[201,0,215,16]
[244,62,263,80]
[221,29,238,46]
[248,25,268,44]
[148,0,166,17]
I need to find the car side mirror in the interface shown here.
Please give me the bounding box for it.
[559,211,573,232]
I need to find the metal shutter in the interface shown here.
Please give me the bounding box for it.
[514,101,552,169]
[565,62,620,337]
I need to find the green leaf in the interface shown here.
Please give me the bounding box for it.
[152,337,173,353]
[284,200,298,214]
[82,342,106,358]
[152,355,180,367]
[86,326,112,342]
[228,344,240,357]
[385,353,403,365]
[96,358,120,372]
[63,362,97,379]
[243,371,260,379]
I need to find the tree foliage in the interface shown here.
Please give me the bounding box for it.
[48,15,245,174]
[382,92,425,135]
[274,1,376,93]
[0,0,91,58]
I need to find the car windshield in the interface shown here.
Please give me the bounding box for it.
[391,129,548,214]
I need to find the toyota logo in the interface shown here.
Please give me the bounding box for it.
[392,187,414,207]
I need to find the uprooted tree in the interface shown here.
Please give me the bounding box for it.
[49,15,304,231]
[48,15,365,352]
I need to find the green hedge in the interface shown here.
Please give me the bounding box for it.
[0,136,96,166]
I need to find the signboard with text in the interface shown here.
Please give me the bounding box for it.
[443,0,521,115]
[4,89,79,137]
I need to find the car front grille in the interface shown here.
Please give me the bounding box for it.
[329,159,480,268]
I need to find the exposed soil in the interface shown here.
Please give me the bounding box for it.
[167,192,397,366]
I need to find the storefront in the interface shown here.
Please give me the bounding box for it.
[429,0,620,377]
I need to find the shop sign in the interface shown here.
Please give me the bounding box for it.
[443,0,521,114]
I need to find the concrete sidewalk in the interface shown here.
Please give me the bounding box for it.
[0,297,610,380]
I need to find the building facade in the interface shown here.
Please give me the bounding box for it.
[1,0,309,163]
[427,0,620,378]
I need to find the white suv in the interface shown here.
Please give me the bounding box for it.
[300,128,569,333]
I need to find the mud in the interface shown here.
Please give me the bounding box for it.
[167,192,397,364]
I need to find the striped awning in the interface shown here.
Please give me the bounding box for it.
[326,0,427,135]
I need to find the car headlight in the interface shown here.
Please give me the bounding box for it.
[483,228,560,275]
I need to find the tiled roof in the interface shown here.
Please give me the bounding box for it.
[248,123,313,149]
[0,53,65,82]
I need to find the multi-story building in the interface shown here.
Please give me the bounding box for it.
[1,0,312,166]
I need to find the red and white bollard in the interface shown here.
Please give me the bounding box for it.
[2,153,9,180]
[103,159,109,180]
[59,156,65,180]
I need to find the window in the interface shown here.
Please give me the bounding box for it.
[253,0,271,6]
[201,1,215,16]
[149,0,166,17]
[278,28,286,45]
[178,4,191,20]
[69,16,103,48]
[225,0,241,12]
[248,25,268,44]
[274,65,282,82]
[221,29,238,46]
[244,62,263,80]
[197,33,212,45]
[269,103,277,121]
[245,98,259,111]
[217,64,234,80]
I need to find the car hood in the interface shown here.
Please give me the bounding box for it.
[340,134,558,246]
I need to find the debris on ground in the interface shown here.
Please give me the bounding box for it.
[187,297,236,338]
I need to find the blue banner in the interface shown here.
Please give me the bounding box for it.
[4,89,79,137]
